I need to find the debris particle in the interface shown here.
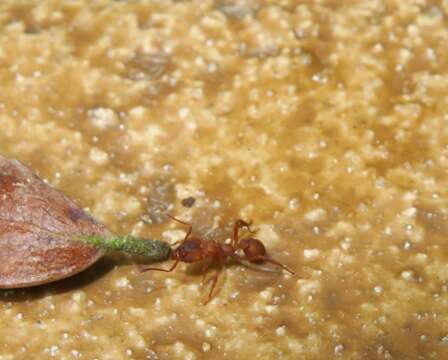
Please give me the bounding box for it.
[181,196,196,208]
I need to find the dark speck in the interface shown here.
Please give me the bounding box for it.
[181,197,196,208]
[25,26,40,34]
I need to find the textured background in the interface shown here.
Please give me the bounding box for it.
[1,1,448,359]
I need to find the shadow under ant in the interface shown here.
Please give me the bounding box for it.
[141,256,286,302]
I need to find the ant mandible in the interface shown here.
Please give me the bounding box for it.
[140,215,295,304]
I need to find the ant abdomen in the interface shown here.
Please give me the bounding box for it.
[238,237,266,261]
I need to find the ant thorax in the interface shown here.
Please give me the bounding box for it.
[221,243,234,257]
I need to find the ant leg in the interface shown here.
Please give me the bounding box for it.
[258,257,295,275]
[170,240,181,247]
[200,262,211,283]
[203,267,223,305]
[178,224,192,244]
[232,219,255,247]
[174,225,193,252]
[140,258,180,273]
[166,214,191,226]
[166,214,193,249]
[235,255,295,275]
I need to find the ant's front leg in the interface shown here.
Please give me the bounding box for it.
[166,214,193,249]
[166,214,191,226]
[231,219,255,247]
[140,258,180,273]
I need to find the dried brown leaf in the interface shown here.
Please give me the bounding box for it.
[0,156,107,288]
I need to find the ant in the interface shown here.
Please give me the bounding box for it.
[140,215,295,304]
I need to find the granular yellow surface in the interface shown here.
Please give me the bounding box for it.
[1,1,448,359]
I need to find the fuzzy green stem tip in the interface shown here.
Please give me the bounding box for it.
[81,234,171,261]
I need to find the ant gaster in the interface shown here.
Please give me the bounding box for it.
[141,215,295,304]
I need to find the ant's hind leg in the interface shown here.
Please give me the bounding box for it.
[258,257,295,275]
[235,254,295,275]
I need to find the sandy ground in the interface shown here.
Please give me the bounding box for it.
[1,1,448,359]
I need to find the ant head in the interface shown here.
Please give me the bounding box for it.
[173,238,204,263]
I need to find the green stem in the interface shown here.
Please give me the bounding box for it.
[80,234,171,261]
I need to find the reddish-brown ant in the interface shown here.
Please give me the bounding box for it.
[140,216,295,304]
